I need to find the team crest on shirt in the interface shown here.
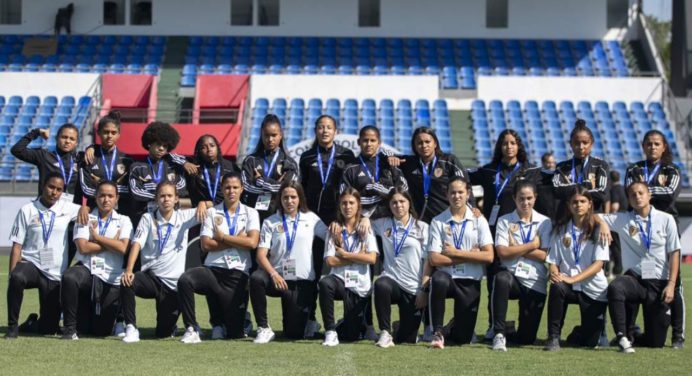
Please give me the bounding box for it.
[385,228,392,238]
[214,215,224,226]
[276,163,283,175]
[658,174,667,186]
[117,163,126,174]
[444,224,452,236]
[562,235,571,248]
[434,167,444,178]
[510,223,520,233]
[628,224,638,237]
[89,219,97,228]
[275,223,285,233]
[588,173,596,181]
[167,173,176,182]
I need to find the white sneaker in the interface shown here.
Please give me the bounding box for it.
[254,326,275,344]
[113,321,126,337]
[122,324,140,343]
[364,325,378,341]
[618,336,635,354]
[180,326,202,344]
[376,330,395,348]
[420,326,434,342]
[211,325,226,340]
[484,327,495,342]
[304,320,321,338]
[492,333,507,352]
[322,330,339,347]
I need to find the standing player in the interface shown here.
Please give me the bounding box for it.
[6,173,82,338]
[250,181,328,343]
[241,114,298,221]
[603,181,680,353]
[61,180,132,339]
[427,177,494,349]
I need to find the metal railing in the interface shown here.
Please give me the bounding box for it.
[104,107,241,124]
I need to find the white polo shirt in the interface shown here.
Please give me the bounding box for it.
[73,209,133,285]
[372,217,429,295]
[325,230,379,297]
[546,221,609,302]
[428,208,494,281]
[9,198,81,281]
[132,209,199,291]
[602,207,681,280]
[495,209,552,295]
[258,211,327,281]
[201,203,261,274]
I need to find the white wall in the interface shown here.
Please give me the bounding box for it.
[476,76,664,106]
[0,0,612,39]
[0,196,34,248]
[249,74,439,103]
[0,72,100,99]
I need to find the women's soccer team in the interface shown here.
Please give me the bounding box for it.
[5,111,684,353]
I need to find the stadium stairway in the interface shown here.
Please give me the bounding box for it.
[156,36,188,123]
[450,110,477,168]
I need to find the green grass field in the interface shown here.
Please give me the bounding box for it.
[0,257,689,376]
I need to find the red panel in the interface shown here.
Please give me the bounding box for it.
[101,74,153,108]
[195,75,249,108]
[116,123,243,159]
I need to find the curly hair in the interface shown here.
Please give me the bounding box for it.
[141,121,180,151]
[491,129,528,166]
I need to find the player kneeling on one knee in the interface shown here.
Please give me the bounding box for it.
[491,181,552,351]
[319,188,379,346]
[250,181,328,344]
[544,186,610,351]
[120,181,204,343]
[602,181,681,353]
[62,181,132,340]
[427,177,494,349]
[178,172,260,342]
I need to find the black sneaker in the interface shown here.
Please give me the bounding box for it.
[544,337,560,351]
[61,330,79,340]
[4,326,18,340]
[18,313,38,333]
[672,338,684,350]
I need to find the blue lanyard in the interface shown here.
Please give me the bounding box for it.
[643,161,661,185]
[570,157,589,184]
[391,217,413,257]
[317,146,336,188]
[156,212,173,255]
[264,150,280,178]
[420,156,438,198]
[203,164,222,201]
[147,157,164,184]
[518,222,534,244]
[341,229,359,253]
[635,212,652,253]
[223,203,240,236]
[101,147,118,181]
[282,212,300,256]
[97,214,112,236]
[570,223,584,265]
[54,152,74,185]
[359,154,380,183]
[39,210,56,246]
[449,220,468,249]
[495,163,521,201]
